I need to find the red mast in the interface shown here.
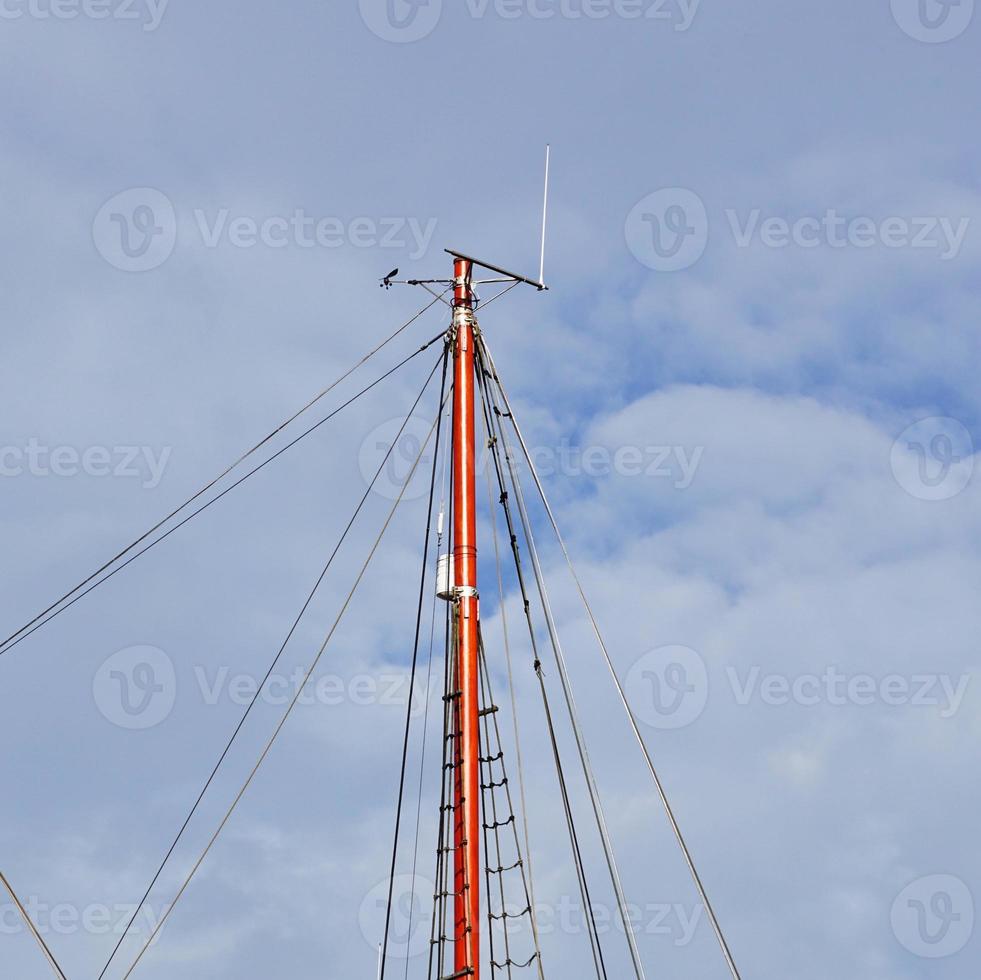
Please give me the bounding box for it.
[451,256,481,979]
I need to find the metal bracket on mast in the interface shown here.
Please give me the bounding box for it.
[444,249,548,292]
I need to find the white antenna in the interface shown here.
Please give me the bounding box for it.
[538,143,550,288]
[376,943,382,980]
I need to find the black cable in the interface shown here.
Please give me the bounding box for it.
[481,346,651,979]
[403,578,440,980]
[475,361,609,980]
[118,387,450,980]
[97,351,447,980]
[0,296,448,658]
[476,641,508,980]
[482,337,742,980]
[379,343,450,980]
[476,632,542,980]
[427,592,454,980]
[0,332,446,661]
[403,392,450,980]
[0,870,69,980]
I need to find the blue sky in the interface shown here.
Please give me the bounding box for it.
[1,2,979,978]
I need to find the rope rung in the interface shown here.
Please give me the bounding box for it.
[483,815,515,831]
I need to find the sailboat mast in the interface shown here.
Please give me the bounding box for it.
[451,256,481,979]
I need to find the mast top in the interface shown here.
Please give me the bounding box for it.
[382,147,552,296]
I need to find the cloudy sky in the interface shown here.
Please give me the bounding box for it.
[1,2,979,978]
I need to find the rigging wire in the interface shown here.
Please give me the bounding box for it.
[476,343,647,980]
[117,374,448,980]
[0,870,70,980]
[379,343,450,980]
[474,280,520,312]
[403,552,441,980]
[476,634,545,980]
[427,606,454,980]
[0,331,446,661]
[427,399,457,980]
[477,646,508,980]
[403,377,453,980]
[0,292,448,659]
[482,388,543,972]
[96,351,448,980]
[475,366,609,980]
[479,337,744,980]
